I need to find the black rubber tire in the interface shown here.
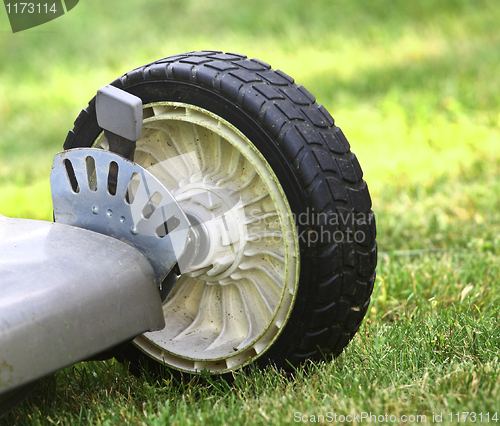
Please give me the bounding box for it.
[63,51,377,377]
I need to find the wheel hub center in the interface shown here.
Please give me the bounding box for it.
[174,183,248,281]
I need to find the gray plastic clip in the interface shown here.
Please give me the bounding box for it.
[96,84,143,141]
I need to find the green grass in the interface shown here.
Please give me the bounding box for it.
[1,0,500,424]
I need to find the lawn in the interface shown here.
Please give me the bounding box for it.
[1,0,500,424]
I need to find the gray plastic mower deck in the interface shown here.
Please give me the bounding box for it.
[0,215,165,395]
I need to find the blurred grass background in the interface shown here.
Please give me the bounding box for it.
[1,0,499,232]
[1,0,500,424]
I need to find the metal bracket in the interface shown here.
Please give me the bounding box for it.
[50,148,191,284]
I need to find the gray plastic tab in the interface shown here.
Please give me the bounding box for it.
[50,148,191,283]
[96,84,143,141]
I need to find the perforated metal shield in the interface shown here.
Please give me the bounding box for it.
[50,148,191,282]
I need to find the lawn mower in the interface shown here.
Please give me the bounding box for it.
[0,51,377,416]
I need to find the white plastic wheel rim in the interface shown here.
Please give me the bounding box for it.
[94,102,299,373]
